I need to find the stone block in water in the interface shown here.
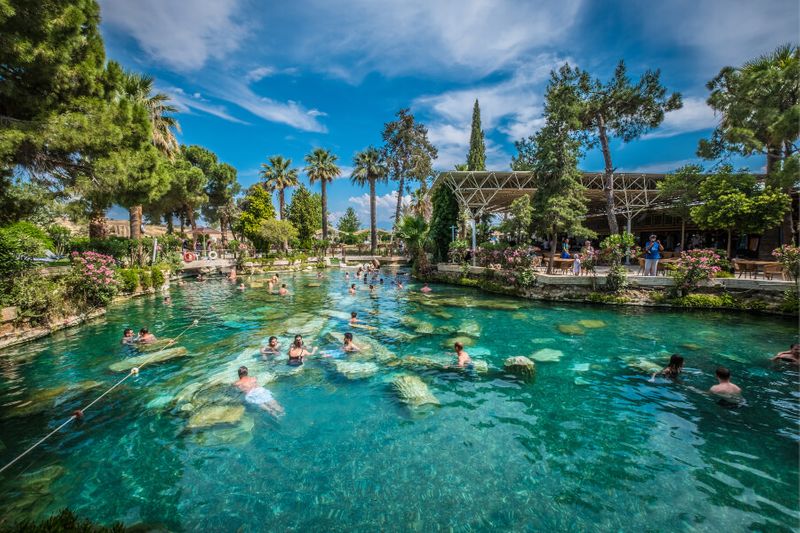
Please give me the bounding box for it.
[186,404,245,430]
[333,360,379,380]
[108,346,188,372]
[626,358,662,374]
[442,336,475,348]
[531,348,563,362]
[391,374,440,406]
[557,324,585,335]
[504,356,536,381]
[577,319,607,329]
[457,319,481,337]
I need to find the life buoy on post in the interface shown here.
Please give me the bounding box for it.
[207,251,218,260]
[183,252,196,263]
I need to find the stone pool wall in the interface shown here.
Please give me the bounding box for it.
[432,263,799,316]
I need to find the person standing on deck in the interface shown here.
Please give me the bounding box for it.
[644,234,662,276]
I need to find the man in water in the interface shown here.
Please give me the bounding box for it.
[343,332,360,352]
[237,283,246,290]
[348,284,357,295]
[163,296,172,305]
[260,336,281,359]
[234,366,284,417]
[420,283,432,293]
[278,283,290,296]
[137,328,157,344]
[453,341,472,368]
[121,328,135,344]
[771,343,800,365]
[710,366,741,396]
[350,312,359,325]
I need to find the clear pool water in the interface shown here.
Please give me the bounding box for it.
[0,271,798,531]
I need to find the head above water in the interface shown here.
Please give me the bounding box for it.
[344,332,353,342]
[139,328,148,335]
[123,328,133,337]
[350,284,356,289]
[281,283,287,288]
[715,366,731,381]
[268,336,277,345]
[293,335,303,347]
[454,341,464,352]
[668,354,684,370]
[351,311,357,318]
[238,366,248,378]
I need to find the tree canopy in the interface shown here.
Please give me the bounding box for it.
[286,183,322,249]
[467,99,486,171]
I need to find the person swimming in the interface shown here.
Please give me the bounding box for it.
[121,328,135,344]
[771,343,800,365]
[368,284,376,292]
[136,328,156,344]
[237,283,245,290]
[420,283,432,293]
[348,284,357,295]
[260,336,281,359]
[163,296,172,305]
[234,366,284,417]
[710,366,741,397]
[453,341,472,368]
[228,267,237,281]
[343,332,360,352]
[350,311,359,325]
[345,271,350,280]
[288,335,317,366]
[652,354,684,380]
[278,283,289,296]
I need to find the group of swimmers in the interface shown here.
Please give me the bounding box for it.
[121,328,156,345]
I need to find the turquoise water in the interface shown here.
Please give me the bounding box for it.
[0,271,798,531]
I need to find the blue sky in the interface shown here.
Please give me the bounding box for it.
[98,0,799,228]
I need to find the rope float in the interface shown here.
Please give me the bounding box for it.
[0,318,200,476]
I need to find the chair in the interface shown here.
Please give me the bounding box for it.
[637,257,646,275]
[656,261,667,276]
[558,259,574,275]
[734,260,752,279]
[762,263,785,280]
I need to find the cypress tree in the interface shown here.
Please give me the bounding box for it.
[466,99,486,171]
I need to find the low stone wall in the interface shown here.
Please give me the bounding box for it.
[433,263,798,315]
[0,307,107,351]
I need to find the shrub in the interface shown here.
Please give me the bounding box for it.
[0,221,52,283]
[781,289,799,315]
[116,269,139,293]
[714,270,734,279]
[46,224,72,257]
[669,249,723,295]
[475,245,538,270]
[600,232,639,265]
[66,251,118,308]
[517,268,537,288]
[9,272,64,325]
[605,264,628,293]
[69,237,131,263]
[587,292,630,304]
[448,239,469,264]
[671,293,735,308]
[138,269,152,290]
[2,508,126,532]
[151,266,165,287]
[773,245,800,280]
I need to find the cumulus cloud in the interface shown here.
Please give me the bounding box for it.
[641,97,718,140]
[99,0,247,71]
[347,191,411,224]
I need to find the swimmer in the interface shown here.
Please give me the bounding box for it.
[710,366,741,396]
[278,283,289,296]
[348,284,357,295]
[342,332,361,352]
[268,279,274,291]
[317,271,324,279]
[234,366,284,416]
[121,328,135,344]
[260,336,281,359]
[238,283,245,290]
[454,341,472,368]
[379,278,384,284]
[288,335,317,366]
[136,328,156,344]
[420,283,432,293]
[396,281,404,290]
[228,267,237,281]
[345,272,350,280]
[196,274,205,282]
[368,284,376,292]
[771,343,800,365]
[651,354,684,380]
[350,311,359,325]
[163,296,172,305]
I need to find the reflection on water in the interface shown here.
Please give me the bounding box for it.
[0,271,797,531]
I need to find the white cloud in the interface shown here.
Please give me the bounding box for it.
[348,191,411,224]
[620,159,700,173]
[99,0,246,71]
[164,87,248,124]
[246,66,277,82]
[290,0,582,80]
[642,97,717,140]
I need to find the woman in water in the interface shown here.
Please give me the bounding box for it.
[343,332,361,352]
[288,335,317,366]
[453,341,472,368]
[652,354,684,380]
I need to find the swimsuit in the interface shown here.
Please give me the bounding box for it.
[245,387,274,405]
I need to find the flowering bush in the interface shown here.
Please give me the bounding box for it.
[600,232,639,265]
[669,248,723,295]
[475,245,539,270]
[448,239,470,264]
[773,245,800,280]
[67,251,118,308]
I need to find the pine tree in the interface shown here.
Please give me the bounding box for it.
[466,99,486,171]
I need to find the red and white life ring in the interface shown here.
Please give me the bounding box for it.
[183,251,196,263]
[207,251,218,260]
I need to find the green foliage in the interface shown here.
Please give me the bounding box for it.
[604,264,629,293]
[0,179,63,226]
[396,215,430,273]
[600,232,637,266]
[780,289,799,314]
[0,221,52,285]
[138,268,152,290]
[448,239,469,264]
[236,184,277,249]
[69,236,131,263]
[381,109,438,226]
[304,147,340,240]
[772,245,800,280]
[7,272,64,325]
[467,99,486,171]
[66,251,117,308]
[587,292,630,304]
[198,150,240,240]
[259,155,297,220]
[500,195,533,244]
[116,268,138,293]
[337,207,361,234]
[669,249,724,295]
[517,268,537,288]
[259,218,299,253]
[286,184,322,249]
[351,146,388,254]
[46,224,72,256]
[428,184,460,263]
[151,266,164,287]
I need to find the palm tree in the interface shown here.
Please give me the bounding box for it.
[260,155,298,220]
[395,214,430,274]
[119,70,181,239]
[304,148,341,242]
[350,147,387,255]
[407,187,432,221]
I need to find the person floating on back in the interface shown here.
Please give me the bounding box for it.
[710,366,741,396]
[652,354,684,380]
[771,343,799,366]
[234,366,284,417]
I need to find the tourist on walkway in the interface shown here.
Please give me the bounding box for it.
[560,238,571,259]
[644,234,662,276]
